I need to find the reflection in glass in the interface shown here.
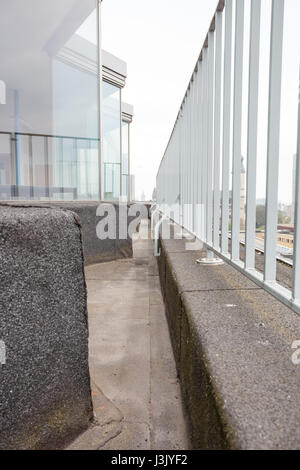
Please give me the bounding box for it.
[122,121,129,200]
[103,81,121,200]
[0,0,99,200]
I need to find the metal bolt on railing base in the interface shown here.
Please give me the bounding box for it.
[196,249,224,266]
[196,257,224,266]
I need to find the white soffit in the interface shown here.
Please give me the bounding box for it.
[102,49,127,88]
[56,38,127,88]
[122,102,134,123]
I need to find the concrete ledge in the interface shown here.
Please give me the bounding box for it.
[0,206,93,449]
[0,202,134,266]
[158,223,300,450]
[52,202,134,265]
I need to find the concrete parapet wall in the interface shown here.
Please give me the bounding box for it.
[157,221,300,449]
[50,202,134,265]
[0,202,135,266]
[0,206,93,449]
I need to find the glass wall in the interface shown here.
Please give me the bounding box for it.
[103,81,121,201]
[0,0,100,200]
[122,121,130,200]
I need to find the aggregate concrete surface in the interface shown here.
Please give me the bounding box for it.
[0,201,134,265]
[0,205,93,450]
[157,220,300,450]
[68,220,189,450]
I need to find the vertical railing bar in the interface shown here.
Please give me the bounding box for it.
[192,74,195,232]
[60,137,64,198]
[14,134,20,198]
[44,136,50,198]
[190,81,194,232]
[197,60,203,238]
[245,0,261,270]
[195,65,201,236]
[188,86,193,231]
[202,47,208,242]
[29,135,34,199]
[194,72,198,233]
[186,94,188,229]
[206,31,215,247]
[292,68,300,301]
[73,138,78,200]
[191,84,194,232]
[231,0,245,261]
[182,99,185,226]
[221,0,233,254]
[264,0,285,282]
[188,84,191,229]
[179,109,183,227]
[120,90,123,200]
[193,73,198,233]
[9,133,15,198]
[213,11,223,249]
[189,86,193,231]
[183,100,186,228]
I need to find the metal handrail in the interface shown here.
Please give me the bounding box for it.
[156,0,300,316]
[0,131,99,141]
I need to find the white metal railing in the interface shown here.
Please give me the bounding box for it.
[156,0,300,316]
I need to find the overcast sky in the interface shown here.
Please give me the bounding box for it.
[101,0,300,203]
[102,0,218,201]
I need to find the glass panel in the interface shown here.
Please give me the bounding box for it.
[121,121,129,199]
[0,133,11,199]
[122,175,129,199]
[103,81,121,200]
[0,0,99,200]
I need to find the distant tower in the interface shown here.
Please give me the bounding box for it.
[240,157,246,230]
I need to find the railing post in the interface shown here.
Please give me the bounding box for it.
[292,68,300,302]
[202,47,208,242]
[198,58,204,239]
[213,10,223,250]
[97,0,104,201]
[206,30,215,249]
[29,135,34,199]
[44,136,50,198]
[264,0,285,283]
[221,0,233,254]
[245,0,261,271]
[231,0,245,262]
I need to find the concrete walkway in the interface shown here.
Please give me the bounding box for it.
[69,220,189,450]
